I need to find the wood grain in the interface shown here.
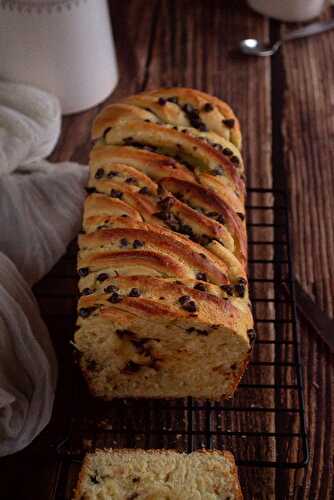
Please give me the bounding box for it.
[276,8,334,500]
[1,1,333,499]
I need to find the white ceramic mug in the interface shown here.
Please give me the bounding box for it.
[0,0,119,114]
[247,0,327,22]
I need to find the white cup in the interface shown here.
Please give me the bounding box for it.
[0,0,119,114]
[247,0,327,22]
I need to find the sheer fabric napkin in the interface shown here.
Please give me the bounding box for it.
[0,81,88,455]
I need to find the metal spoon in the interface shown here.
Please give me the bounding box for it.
[240,18,334,56]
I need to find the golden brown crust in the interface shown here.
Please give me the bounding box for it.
[91,144,196,182]
[78,226,234,284]
[122,86,242,149]
[159,177,247,264]
[77,87,253,402]
[98,120,245,195]
[77,276,252,334]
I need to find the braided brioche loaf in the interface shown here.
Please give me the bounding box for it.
[75,88,254,400]
[73,449,243,499]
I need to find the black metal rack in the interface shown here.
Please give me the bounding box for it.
[52,187,308,499]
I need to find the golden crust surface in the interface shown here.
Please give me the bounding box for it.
[77,87,254,401]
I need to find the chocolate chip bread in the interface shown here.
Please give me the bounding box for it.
[73,449,243,499]
[75,87,254,400]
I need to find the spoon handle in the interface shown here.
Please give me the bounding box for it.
[282,19,334,42]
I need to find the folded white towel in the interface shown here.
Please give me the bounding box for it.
[0,81,60,175]
[0,80,88,456]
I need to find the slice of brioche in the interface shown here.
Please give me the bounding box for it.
[73,449,243,500]
[75,275,253,400]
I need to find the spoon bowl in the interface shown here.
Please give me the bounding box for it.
[240,38,280,57]
[239,19,334,57]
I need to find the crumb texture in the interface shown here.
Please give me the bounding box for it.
[73,449,243,500]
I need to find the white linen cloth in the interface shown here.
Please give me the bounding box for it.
[0,81,88,456]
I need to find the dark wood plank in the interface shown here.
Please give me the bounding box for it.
[276,8,334,500]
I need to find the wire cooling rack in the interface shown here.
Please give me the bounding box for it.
[40,187,308,499]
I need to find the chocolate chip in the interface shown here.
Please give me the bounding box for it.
[234,283,245,297]
[131,339,150,355]
[95,168,104,179]
[221,284,233,296]
[217,214,225,224]
[132,477,140,483]
[194,282,206,292]
[139,186,150,195]
[158,97,166,105]
[179,296,197,312]
[213,143,224,152]
[123,361,141,373]
[89,474,100,484]
[116,329,135,338]
[197,329,208,336]
[223,147,233,156]
[125,177,138,185]
[85,187,96,194]
[166,96,178,104]
[107,171,119,178]
[207,211,219,218]
[104,285,119,294]
[180,224,193,237]
[127,494,139,500]
[196,272,207,281]
[79,307,95,318]
[123,136,134,144]
[202,102,214,112]
[199,253,207,259]
[108,292,122,303]
[197,122,208,132]
[110,189,123,199]
[103,127,112,139]
[80,288,93,296]
[87,360,97,371]
[78,267,89,277]
[120,238,128,247]
[183,103,195,114]
[97,273,108,282]
[199,234,212,246]
[230,155,240,165]
[142,144,157,152]
[174,280,183,285]
[222,118,235,128]
[247,329,256,343]
[128,288,141,297]
[159,297,165,300]
[212,166,224,176]
[186,327,195,333]
[159,196,175,210]
[133,240,144,248]
[237,212,245,221]
[231,363,237,370]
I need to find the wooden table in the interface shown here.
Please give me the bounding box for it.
[2,1,334,498]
